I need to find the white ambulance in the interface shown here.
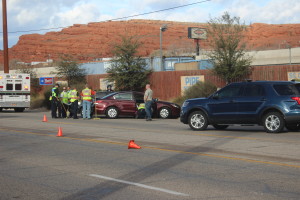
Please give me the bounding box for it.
[0,73,30,112]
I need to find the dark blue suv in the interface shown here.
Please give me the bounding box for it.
[180,81,300,133]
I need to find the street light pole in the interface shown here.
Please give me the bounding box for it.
[2,0,9,73]
[160,25,167,71]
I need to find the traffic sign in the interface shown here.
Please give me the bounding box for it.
[39,77,54,85]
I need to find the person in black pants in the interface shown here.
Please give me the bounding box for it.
[72,100,79,119]
[51,84,60,118]
[69,87,79,119]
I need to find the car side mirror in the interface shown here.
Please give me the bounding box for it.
[212,93,219,100]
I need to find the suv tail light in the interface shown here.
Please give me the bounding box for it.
[291,97,300,105]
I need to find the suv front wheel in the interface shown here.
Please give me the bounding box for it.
[188,111,208,131]
[262,112,285,133]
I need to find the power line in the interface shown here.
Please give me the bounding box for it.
[108,0,211,21]
[4,0,211,34]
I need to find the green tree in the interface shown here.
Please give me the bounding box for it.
[55,55,86,86]
[173,81,217,106]
[206,12,253,83]
[106,35,152,91]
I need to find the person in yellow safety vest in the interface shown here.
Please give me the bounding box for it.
[60,87,69,118]
[68,86,79,119]
[136,103,146,119]
[51,83,61,118]
[81,84,95,119]
[138,103,145,110]
[66,86,72,118]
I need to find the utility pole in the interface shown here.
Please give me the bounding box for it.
[2,0,9,73]
[289,46,292,65]
[159,25,167,71]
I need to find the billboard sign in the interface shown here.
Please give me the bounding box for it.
[39,77,54,85]
[181,75,205,94]
[188,27,207,39]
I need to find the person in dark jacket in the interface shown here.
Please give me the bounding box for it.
[51,83,60,118]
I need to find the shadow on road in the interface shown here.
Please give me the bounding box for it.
[62,131,256,200]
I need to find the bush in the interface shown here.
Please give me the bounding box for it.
[43,87,52,110]
[173,81,217,106]
[30,96,46,110]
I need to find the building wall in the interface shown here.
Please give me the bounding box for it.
[197,47,300,66]
[2,63,300,101]
[86,64,300,101]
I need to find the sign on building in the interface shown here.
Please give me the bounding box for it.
[181,75,205,94]
[39,77,54,85]
[287,72,300,81]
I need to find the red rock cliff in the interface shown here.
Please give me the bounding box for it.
[1,19,300,64]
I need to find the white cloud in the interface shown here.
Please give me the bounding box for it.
[222,0,300,24]
[134,0,190,10]
[49,3,100,27]
[0,0,299,48]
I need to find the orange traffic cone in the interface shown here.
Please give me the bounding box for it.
[42,114,48,122]
[128,140,141,149]
[56,127,63,137]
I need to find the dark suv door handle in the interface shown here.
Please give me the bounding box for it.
[260,98,267,101]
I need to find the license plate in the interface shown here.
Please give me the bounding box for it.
[11,103,17,106]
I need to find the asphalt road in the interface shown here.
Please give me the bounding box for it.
[1,110,300,200]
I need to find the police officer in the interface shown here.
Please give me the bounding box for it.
[69,86,79,119]
[60,87,69,118]
[51,83,60,118]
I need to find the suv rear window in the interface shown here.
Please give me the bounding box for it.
[244,84,265,96]
[273,84,300,95]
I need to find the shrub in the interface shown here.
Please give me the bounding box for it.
[43,87,53,110]
[173,81,217,106]
[30,95,46,110]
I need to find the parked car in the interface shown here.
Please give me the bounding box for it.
[94,91,181,119]
[180,80,300,133]
[78,91,114,117]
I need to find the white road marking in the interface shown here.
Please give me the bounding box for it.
[89,174,189,197]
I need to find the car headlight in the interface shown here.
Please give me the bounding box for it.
[182,101,189,107]
[171,103,180,108]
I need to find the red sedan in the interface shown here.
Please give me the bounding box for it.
[94,91,180,119]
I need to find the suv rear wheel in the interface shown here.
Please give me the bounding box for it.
[263,112,285,133]
[188,111,208,131]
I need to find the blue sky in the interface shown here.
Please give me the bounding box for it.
[0,0,299,48]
